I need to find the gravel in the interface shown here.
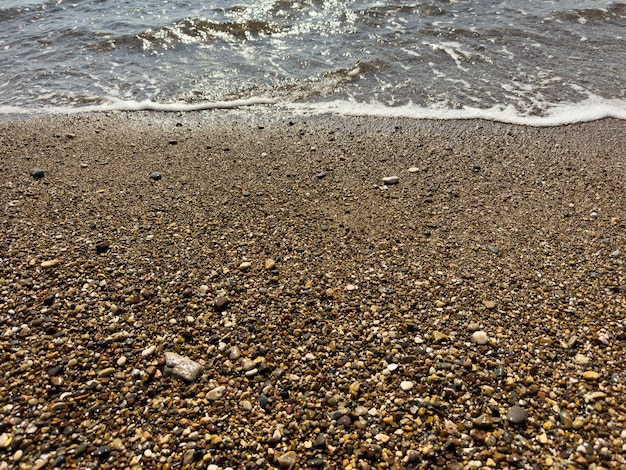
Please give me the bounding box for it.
[0,111,625,468]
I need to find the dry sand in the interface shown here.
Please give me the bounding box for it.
[0,110,625,469]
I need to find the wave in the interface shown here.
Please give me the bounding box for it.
[2,93,625,128]
[289,95,626,127]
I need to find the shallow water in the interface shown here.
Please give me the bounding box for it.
[1,0,625,124]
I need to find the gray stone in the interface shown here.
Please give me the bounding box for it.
[164,352,202,382]
[507,405,528,425]
[149,171,162,181]
[30,168,45,179]
[207,385,226,400]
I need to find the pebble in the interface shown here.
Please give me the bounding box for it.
[582,370,600,381]
[95,240,110,253]
[432,331,448,343]
[507,406,528,425]
[382,176,399,185]
[400,380,414,392]
[574,353,590,365]
[264,258,276,270]
[482,300,497,309]
[239,261,252,271]
[408,166,419,173]
[41,259,61,268]
[149,171,162,181]
[277,451,297,468]
[30,168,45,178]
[92,445,110,460]
[97,367,116,377]
[207,385,226,400]
[214,296,229,310]
[116,356,127,367]
[142,345,156,357]
[164,352,202,382]
[472,330,489,345]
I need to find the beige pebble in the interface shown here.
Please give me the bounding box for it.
[582,370,600,381]
[41,259,61,268]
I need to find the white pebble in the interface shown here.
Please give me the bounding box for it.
[141,345,156,357]
[472,330,489,345]
[400,380,414,392]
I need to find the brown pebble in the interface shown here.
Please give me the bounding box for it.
[214,296,229,310]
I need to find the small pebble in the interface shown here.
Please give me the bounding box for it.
[400,380,414,392]
[278,451,297,468]
[149,171,162,181]
[472,330,489,345]
[30,168,45,178]
[207,386,226,400]
[214,296,229,310]
[408,166,419,173]
[382,176,399,185]
[507,406,528,425]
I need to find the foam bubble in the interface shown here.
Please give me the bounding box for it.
[288,95,626,127]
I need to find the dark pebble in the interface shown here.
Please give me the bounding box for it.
[95,241,110,254]
[313,433,327,449]
[30,168,45,178]
[214,296,229,310]
[149,171,162,181]
[307,458,325,468]
[51,454,66,468]
[259,393,269,409]
[315,172,327,179]
[337,415,352,427]
[43,294,56,306]
[47,365,63,376]
[92,445,110,460]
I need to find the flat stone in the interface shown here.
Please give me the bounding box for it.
[574,353,590,365]
[408,167,419,173]
[207,385,226,400]
[482,300,497,309]
[382,176,400,185]
[97,367,116,377]
[41,259,61,268]
[30,168,45,178]
[95,241,110,254]
[507,406,528,425]
[472,330,489,345]
[278,451,297,468]
[582,370,600,381]
[164,352,202,382]
[432,331,448,343]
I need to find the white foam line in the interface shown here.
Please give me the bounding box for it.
[288,96,626,127]
[99,96,279,112]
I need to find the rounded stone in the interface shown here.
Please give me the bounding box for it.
[214,296,229,310]
[507,406,528,425]
[400,380,414,392]
[149,171,162,181]
[472,330,489,345]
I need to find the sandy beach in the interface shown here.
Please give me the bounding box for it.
[1,110,625,469]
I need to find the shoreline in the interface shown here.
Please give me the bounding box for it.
[1,111,625,469]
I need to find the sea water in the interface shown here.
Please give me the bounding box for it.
[1,0,625,125]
